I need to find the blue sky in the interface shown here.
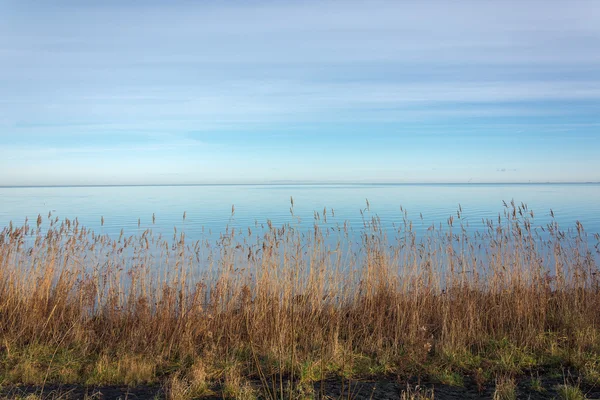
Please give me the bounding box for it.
[1,0,599,185]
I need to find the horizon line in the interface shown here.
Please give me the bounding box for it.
[1,182,600,189]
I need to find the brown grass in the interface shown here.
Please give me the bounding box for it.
[0,200,599,396]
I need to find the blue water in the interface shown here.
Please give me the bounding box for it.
[0,184,599,241]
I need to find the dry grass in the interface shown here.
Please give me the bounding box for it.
[493,375,516,400]
[400,384,435,400]
[0,200,599,396]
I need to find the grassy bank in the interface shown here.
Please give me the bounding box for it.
[0,201,599,399]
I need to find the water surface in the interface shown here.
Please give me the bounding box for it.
[1,184,599,241]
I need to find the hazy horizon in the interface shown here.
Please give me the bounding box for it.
[2,181,600,189]
[1,0,599,186]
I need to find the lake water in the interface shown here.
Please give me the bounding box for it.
[1,184,599,243]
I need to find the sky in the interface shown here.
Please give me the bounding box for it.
[0,0,599,185]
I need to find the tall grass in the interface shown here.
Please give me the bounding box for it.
[0,200,599,395]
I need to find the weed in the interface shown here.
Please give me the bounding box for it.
[493,375,516,400]
[555,383,586,400]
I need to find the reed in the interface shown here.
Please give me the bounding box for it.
[0,201,599,397]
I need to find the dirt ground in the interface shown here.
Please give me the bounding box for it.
[2,374,600,399]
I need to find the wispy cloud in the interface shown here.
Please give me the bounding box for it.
[0,0,599,184]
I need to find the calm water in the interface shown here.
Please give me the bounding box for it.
[1,184,599,241]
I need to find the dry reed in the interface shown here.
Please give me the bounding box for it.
[0,201,599,395]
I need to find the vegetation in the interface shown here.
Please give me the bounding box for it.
[555,383,586,400]
[493,376,516,400]
[0,200,599,398]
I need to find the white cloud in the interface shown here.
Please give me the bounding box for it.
[0,0,599,184]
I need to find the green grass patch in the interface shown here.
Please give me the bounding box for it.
[555,383,586,400]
